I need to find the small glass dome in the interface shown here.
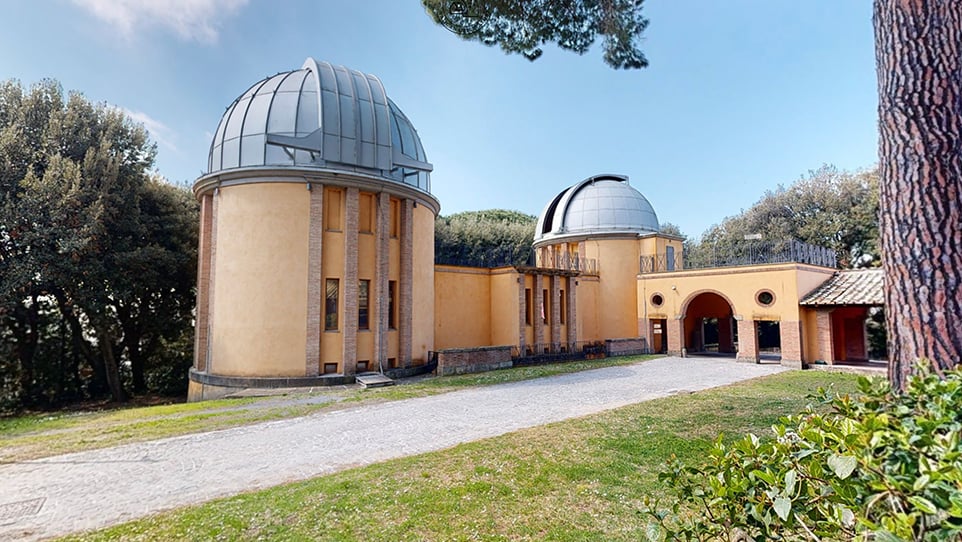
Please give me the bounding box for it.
[207,58,432,193]
[534,174,660,244]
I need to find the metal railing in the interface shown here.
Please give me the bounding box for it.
[435,246,534,268]
[640,239,837,274]
[534,253,599,274]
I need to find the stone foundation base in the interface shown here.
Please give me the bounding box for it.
[187,369,354,402]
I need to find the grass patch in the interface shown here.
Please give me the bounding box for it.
[62,370,859,541]
[1,355,658,461]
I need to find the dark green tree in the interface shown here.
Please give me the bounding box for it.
[422,0,648,69]
[0,79,197,408]
[435,209,536,267]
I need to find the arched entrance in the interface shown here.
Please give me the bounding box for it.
[683,292,737,355]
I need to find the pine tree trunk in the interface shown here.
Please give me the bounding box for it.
[874,0,962,389]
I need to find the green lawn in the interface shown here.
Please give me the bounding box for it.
[60,370,860,542]
[0,355,658,462]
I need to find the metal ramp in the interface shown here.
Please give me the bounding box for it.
[355,372,395,388]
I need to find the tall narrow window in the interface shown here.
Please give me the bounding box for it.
[389,198,400,238]
[325,279,339,331]
[325,188,342,231]
[358,279,370,330]
[542,289,549,324]
[666,245,676,271]
[388,280,397,329]
[560,290,566,324]
[525,288,532,325]
[359,193,374,233]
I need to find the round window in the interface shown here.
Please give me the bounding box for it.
[651,293,664,307]
[756,290,775,306]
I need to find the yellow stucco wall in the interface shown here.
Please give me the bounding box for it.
[637,263,834,321]
[210,182,309,377]
[411,204,435,362]
[576,275,601,342]
[584,238,641,339]
[434,266,492,349]
[490,269,521,347]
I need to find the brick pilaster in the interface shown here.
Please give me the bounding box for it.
[816,309,834,364]
[374,192,390,370]
[736,318,759,363]
[533,274,544,349]
[342,187,359,375]
[566,276,577,345]
[667,316,684,356]
[399,198,414,367]
[305,185,324,376]
[517,273,526,352]
[206,190,220,372]
[780,321,803,369]
[193,193,214,372]
[550,275,562,349]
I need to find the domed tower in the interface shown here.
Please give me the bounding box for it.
[533,174,680,341]
[189,58,439,401]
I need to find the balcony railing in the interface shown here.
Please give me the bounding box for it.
[535,252,598,274]
[640,239,837,274]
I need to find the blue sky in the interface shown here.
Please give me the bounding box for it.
[0,1,879,238]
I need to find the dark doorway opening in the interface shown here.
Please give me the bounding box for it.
[684,292,736,356]
[757,320,781,361]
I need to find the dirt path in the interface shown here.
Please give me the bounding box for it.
[0,357,785,541]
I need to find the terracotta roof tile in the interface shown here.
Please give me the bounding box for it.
[800,269,884,306]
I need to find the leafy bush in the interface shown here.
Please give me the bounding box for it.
[644,362,962,541]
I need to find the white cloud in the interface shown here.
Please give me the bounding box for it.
[72,0,249,43]
[121,108,179,153]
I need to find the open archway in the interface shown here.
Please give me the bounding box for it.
[683,291,737,355]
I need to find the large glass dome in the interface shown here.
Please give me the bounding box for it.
[534,174,660,245]
[207,58,432,193]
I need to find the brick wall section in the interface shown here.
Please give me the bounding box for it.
[815,309,834,364]
[437,346,513,376]
[736,319,758,362]
[342,187,359,375]
[667,317,684,355]
[606,337,648,356]
[550,275,562,347]
[533,274,544,346]
[399,198,414,366]
[374,192,390,369]
[193,193,214,372]
[305,185,324,376]
[780,320,803,368]
[206,190,220,372]
[517,274,526,352]
[566,276,577,344]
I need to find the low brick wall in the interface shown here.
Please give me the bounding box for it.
[605,337,649,357]
[437,346,513,376]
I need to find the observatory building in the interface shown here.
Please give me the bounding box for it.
[188,59,883,401]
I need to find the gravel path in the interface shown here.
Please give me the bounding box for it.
[0,357,785,540]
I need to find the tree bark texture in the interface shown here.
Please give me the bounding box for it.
[874,0,962,389]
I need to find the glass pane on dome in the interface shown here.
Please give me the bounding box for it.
[257,73,285,95]
[243,93,272,136]
[368,76,387,105]
[389,111,402,150]
[374,103,390,146]
[224,97,249,140]
[334,68,353,96]
[414,134,426,161]
[321,90,338,135]
[397,118,415,158]
[352,72,371,101]
[240,135,265,166]
[296,90,318,135]
[265,143,292,166]
[278,70,307,92]
[209,143,222,172]
[267,92,298,135]
[339,95,355,137]
[221,137,240,169]
[359,103,374,142]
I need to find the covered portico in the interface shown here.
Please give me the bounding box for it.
[799,269,884,365]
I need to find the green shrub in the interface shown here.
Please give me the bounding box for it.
[644,362,962,541]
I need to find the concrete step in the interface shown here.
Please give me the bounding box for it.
[355,372,395,388]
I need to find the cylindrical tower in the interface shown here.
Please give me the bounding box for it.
[189,58,439,401]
